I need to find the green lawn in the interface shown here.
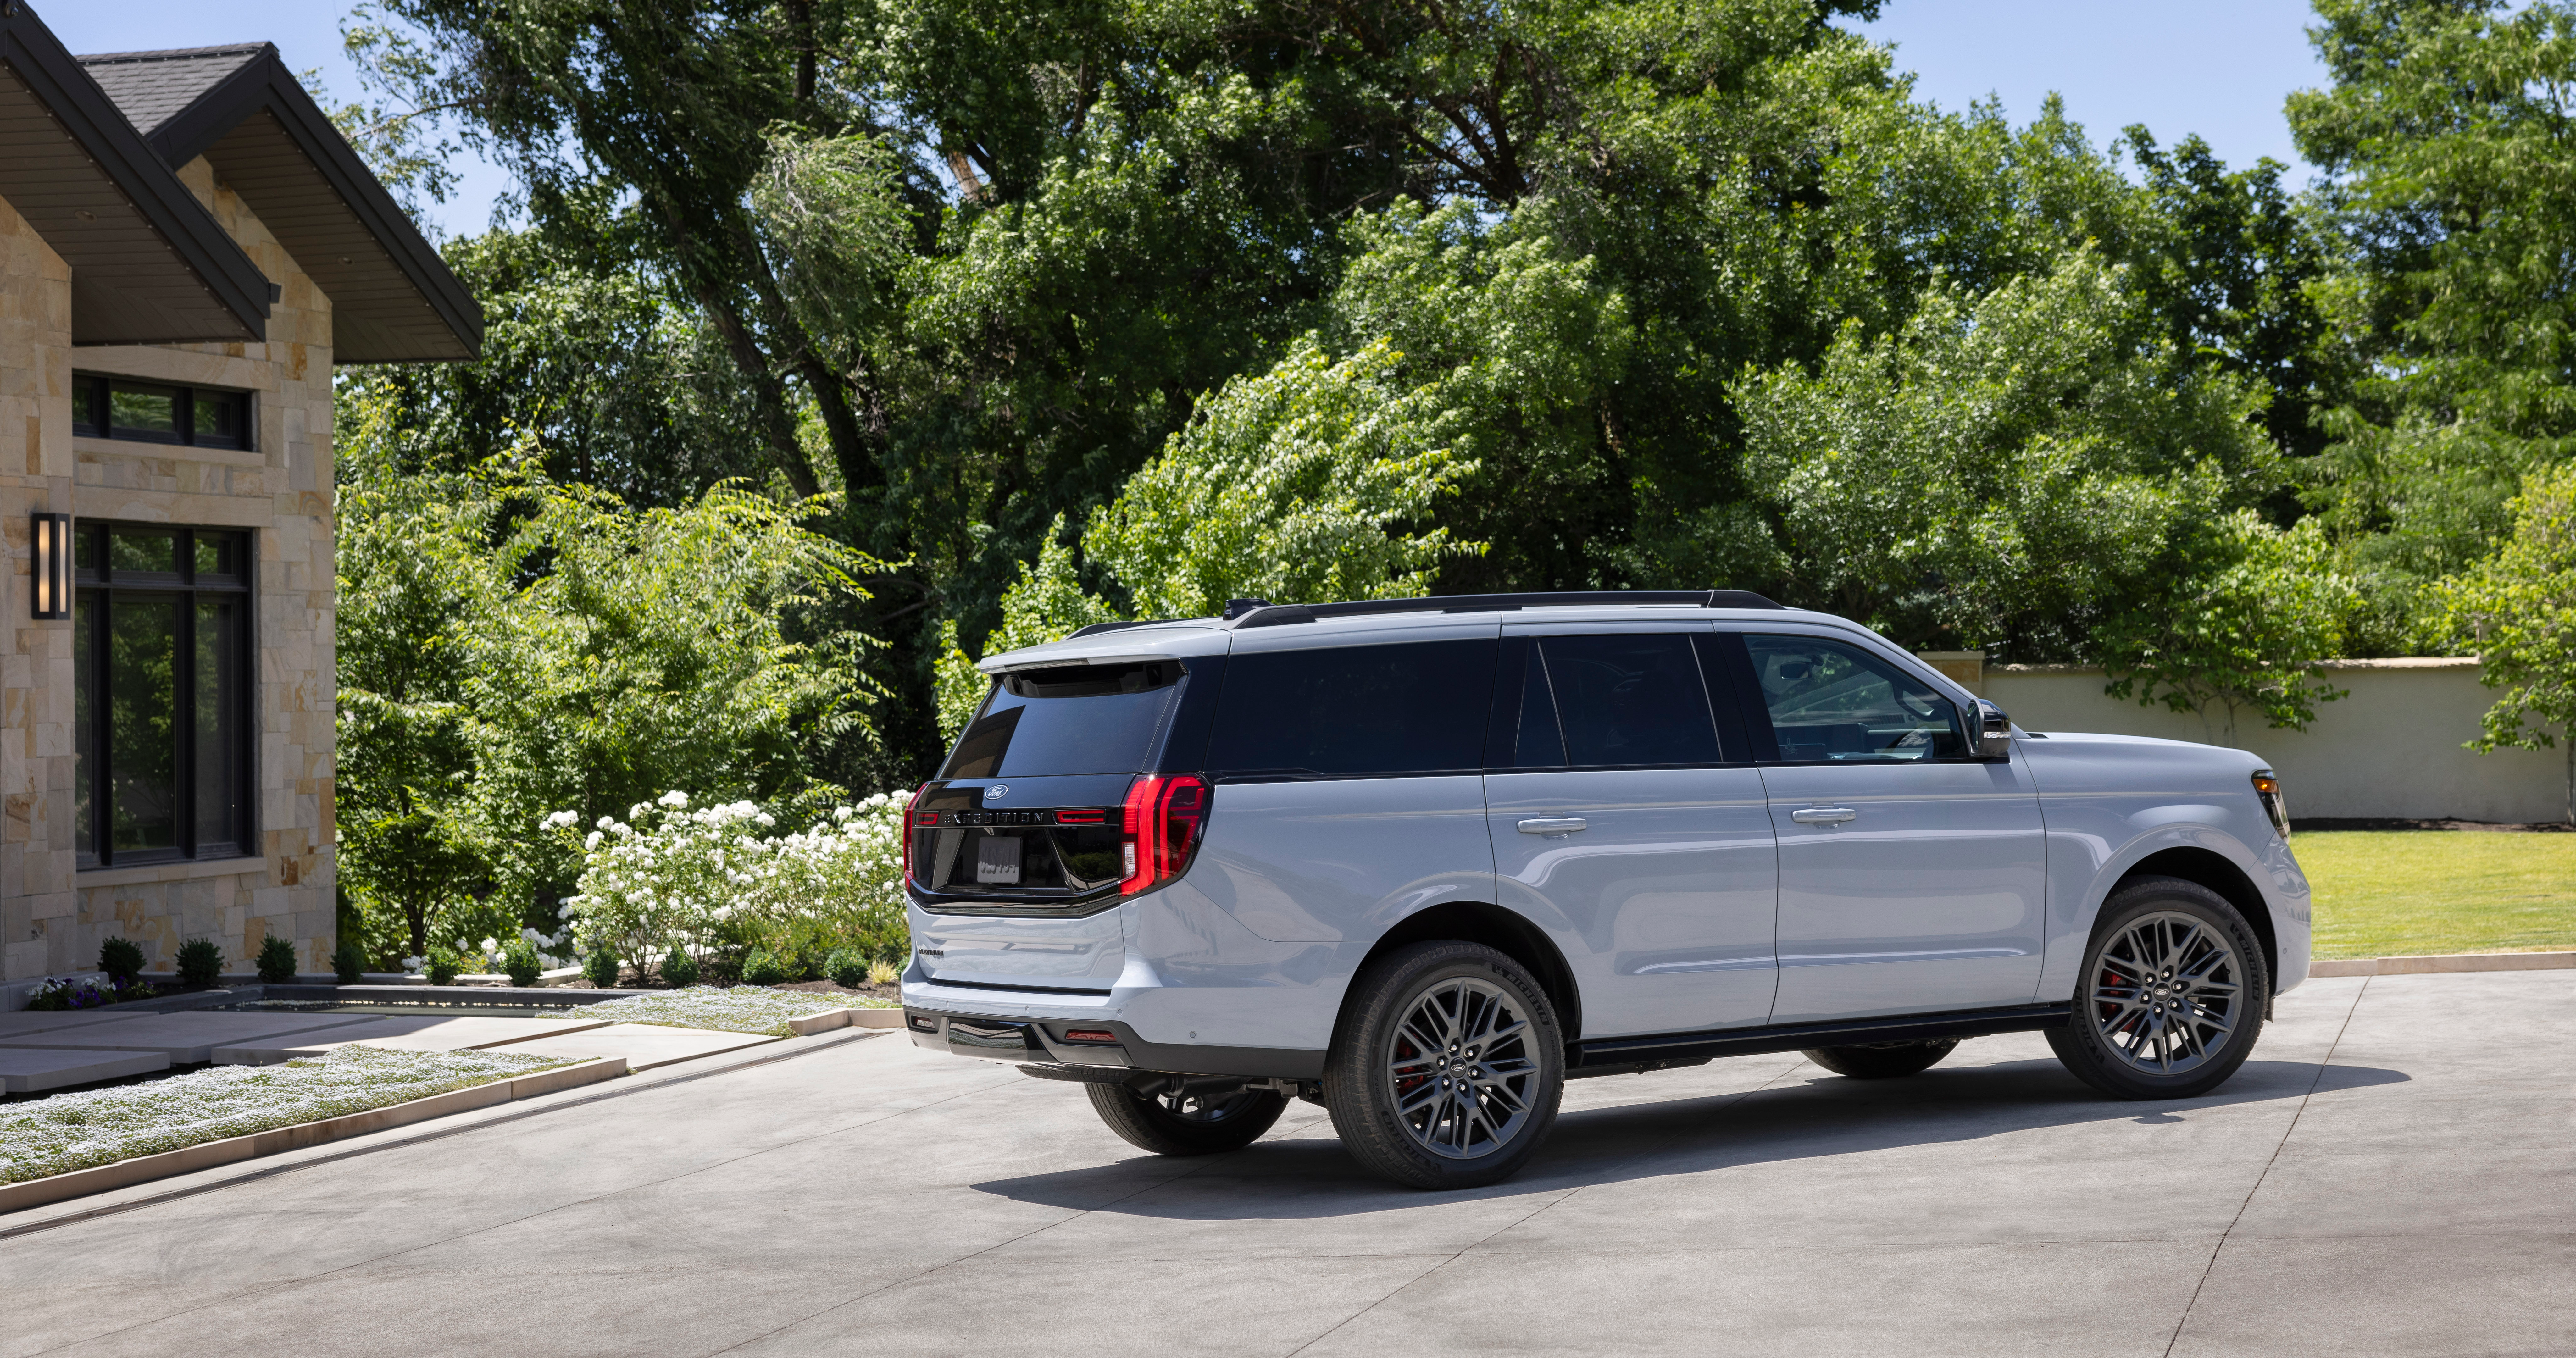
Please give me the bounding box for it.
[2298,831,2576,958]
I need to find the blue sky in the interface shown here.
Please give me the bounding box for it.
[48,0,2333,240]
[1851,1,2331,176]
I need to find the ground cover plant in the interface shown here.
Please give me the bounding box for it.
[564,985,892,1038]
[0,1046,574,1185]
[2300,831,2576,958]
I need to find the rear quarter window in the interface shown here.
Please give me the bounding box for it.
[1207,639,1496,777]
[941,660,1182,778]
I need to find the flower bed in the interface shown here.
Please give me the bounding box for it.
[0,1046,574,1185]
[563,985,891,1037]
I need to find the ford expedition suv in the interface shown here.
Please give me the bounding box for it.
[901,591,2310,1189]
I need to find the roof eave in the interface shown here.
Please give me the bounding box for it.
[0,10,273,344]
[143,47,482,361]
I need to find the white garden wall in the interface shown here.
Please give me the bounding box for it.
[1934,657,2571,824]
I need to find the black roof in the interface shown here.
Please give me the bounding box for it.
[0,12,270,345]
[78,42,480,362]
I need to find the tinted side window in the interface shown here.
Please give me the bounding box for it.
[1208,640,1495,777]
[1743,635,1966,762]
[1521,634,1721,767]
[941,661,1182,779]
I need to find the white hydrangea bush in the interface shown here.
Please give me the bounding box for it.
[548,790,909,973]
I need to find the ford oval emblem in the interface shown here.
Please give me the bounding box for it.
[987,784,1008,801]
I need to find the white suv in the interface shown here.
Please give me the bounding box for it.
[901,591,2309,1189]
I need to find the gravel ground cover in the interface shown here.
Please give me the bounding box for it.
[0,1046,573,1185]
[2301,829,2576,957]
[558,985,891,1037]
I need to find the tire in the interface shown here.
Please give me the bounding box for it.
[1324,940,1565,1190]
[1804,1039,1958,1079]
[1085,1078,1286,1156]
[2047,875,2270,1100]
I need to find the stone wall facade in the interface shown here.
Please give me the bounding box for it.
[0,157,336,995]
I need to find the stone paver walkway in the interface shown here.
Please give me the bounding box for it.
[0,972,2568,1357]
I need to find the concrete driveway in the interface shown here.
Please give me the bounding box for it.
[2,971,2568,1357]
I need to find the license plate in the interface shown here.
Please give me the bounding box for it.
[974,834,1023,884]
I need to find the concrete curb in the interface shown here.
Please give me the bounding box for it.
[785,1007,903,1036]
[2310,951,2576,978]
[0,1056,627,1216]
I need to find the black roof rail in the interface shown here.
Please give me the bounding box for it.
[1233,589,1784,629]
[1064,618,1180,638]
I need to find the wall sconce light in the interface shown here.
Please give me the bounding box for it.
[30,513,70,620]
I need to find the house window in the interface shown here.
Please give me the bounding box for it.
[74,524,256,867]
[69,374,253,451]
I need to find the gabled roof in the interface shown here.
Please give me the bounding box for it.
[0,10,271,346]
[80,42,481,362]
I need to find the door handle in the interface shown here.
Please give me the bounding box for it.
[1790,807,1858,824]
[1517,816,1589,834]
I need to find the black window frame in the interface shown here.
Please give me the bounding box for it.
[69,373,255,452]
[73,522,258,869]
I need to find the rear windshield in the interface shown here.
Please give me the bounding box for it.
[940,661,1181,779]
[1207,640,1495,777]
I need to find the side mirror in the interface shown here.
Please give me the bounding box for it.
[1974,699,2012,760]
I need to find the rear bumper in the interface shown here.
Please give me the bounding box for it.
[902,1009,1325,1079]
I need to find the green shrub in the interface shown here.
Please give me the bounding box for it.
[867,956,901,987]
[332,938,367,984]
[660,944,699,989]
[741,949,788,986]
[98,936,144,986]
[583,947,620,987]
[256,934,299,983]
[425,945,462,986]
[175,938,223,988]
[502,938,543,987]
[826,947,864,989]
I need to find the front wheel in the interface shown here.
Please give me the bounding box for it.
[1324,940,1564,1190]
[2047,876,2269,1100]
[1085,1078,1285,1156]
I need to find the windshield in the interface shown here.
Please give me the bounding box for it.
[939,660,1181,779]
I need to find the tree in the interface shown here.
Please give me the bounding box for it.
[335,396,891,953]
[334,393,495,960]
[1731,249,2276,651]
[2441,461,2576,821]
[2097,513,2356,737]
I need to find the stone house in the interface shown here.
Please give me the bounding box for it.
[0,7,478,1000]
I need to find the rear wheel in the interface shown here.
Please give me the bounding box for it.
[1803,1039,1958,1079]
[1324,940,1564,1190]
[1085,1077,1286,1156]
[2047,876,2268,1099]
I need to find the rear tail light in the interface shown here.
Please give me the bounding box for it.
[1120,773,1211,895]
[1060,1028,1119,1044]
[2251,769,2290,840]
[902,783,928,885]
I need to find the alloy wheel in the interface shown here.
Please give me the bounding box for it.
[1382,975,1541,1160]
[2087,909,2246,1076]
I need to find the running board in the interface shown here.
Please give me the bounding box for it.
[1570,1002,2072,1072]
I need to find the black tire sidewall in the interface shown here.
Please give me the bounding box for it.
[1324,940,1565,1190]
[2050,876,2270,1100]
[1085,1081,1286,1156]
[1805,1039,1958,1079]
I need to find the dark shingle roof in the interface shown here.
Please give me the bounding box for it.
[76,45,265,137]
[70,41,479,362]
